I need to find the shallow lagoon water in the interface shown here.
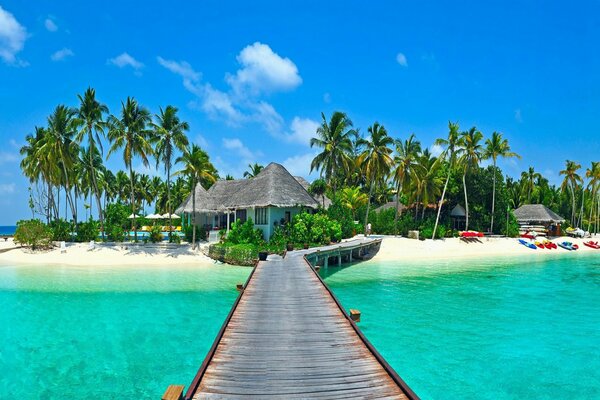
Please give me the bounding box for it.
[0,263,250,399]
[321,254,600,399]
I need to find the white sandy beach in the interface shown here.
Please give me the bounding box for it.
[0,235,597,267]
[370,235,600,262]
[0,239,216,266]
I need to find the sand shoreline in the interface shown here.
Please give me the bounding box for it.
[0,235,597,267]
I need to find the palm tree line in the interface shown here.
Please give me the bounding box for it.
[20,88,218,245]
[311,112,600,237]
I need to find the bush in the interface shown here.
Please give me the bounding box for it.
[326,201,355,238]
[290,212,342,246]
[209,243,257,266]
[106,223,126,242]
[170,233,181,244]
[104,203,131,229]
[76,219,99,242]
[184,224,208,243]
[149,225,163,243]
[226,219,263,245]
[49,219,72,241]
[14,219,52,250]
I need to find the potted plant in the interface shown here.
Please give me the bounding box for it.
[286,242,294,251]
[303,242,309,249]
[258,243,268,261]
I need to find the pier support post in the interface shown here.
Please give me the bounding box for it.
[162,385,184,400]
[324,257,328,268]
[236,283,244,292]
[338,253,342,266]
[350,309,361,322]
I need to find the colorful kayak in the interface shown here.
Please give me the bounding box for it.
[519,239,537,250]
[584,241,600,249]
[534,241,545,249]
[558,242,578,251]
[461,231,484,238]
[543,241,557,249]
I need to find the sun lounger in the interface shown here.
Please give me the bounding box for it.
[87,240,95,251]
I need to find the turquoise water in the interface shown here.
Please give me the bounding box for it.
[321,255,600,399]
[0,263,250,399]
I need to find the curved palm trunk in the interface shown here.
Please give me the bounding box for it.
[363,184,374,236]
[463,172,469,231]
[490,160,497,233]
[570,184,576,226]
[432,172,451,239]
[192,176,197,249]
[129,164,137,241]
[60,163,77,225]
[588,184,595,232]
[89,137,105,240]
[394,183,401,236]
[167,163,172,242]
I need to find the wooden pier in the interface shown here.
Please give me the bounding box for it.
[174,238,418,399]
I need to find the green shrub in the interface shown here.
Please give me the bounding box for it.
[209,243,257,266]
[49,219,72,241]
[326,201,355,238]
[14,219,52,250]
[226,219,263,245]
[170,234,181,244]
[104,203,131,229]
[184,224,208,243]
[76,219,99,242]
[107,223,126,242]
[149,225,163,243]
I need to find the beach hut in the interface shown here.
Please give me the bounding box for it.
[450,204,466,230]
[374,201,407,214]
[176,163,319,239]
[513,204,565,236]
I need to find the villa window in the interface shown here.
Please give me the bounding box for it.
[255,207,268,225]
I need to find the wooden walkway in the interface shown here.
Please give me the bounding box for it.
[183,238,418,400]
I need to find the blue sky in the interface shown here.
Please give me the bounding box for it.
[0,1,599,224]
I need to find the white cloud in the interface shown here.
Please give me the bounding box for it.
[0,6,27,65]
[157,56,201,94]
[282,152,318,179]
[108,52,144,73]
[44,18,57,32]
[0,183,16,194]
[430,143,443,157]
[515,109,523,123]
[250,101,284,135]
[323,92,331,103]
[0,152,18,164]
[50,47,73,61]
[222,138,256,161]
[226,42,302,96]
[134,162,160,177]
[201,84,244,123]
[194,134,209,149]
[280,117,319,146]
[396,52,408,67]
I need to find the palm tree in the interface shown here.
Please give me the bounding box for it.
[521,166,541,203]
[175,144,217,248]
[310,111,355,197]
[115,170,130,203]
[456,127,485,231]
[137,174,153,214]
[243,163,264,178]
[308,178,327,208]
[559,160,582,226]
[392,134,421,233]
[586,162,600,233]
[338,187,368,219]
[414,149,443,220]
[43,105,80,223]
[75,87,108,238]
[357,122,394,235]
[107,97,153,241]
[432,122,460,239]
[484,132,520,233]
[151,105,189,240]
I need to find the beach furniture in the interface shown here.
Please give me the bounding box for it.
[88,240,95,251]
[60,241,67,253]
[518,239,537,249]
[583,241,600,249]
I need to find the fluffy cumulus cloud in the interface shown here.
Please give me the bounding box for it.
[222,138,256,161]
[108,52,144,74]
[50,47,74,61]
[226,42,302,96]
[0,6,27,65]
[44,17,57,32]
[396,52,408,67]
[158,43,309,143]
[282,152,318,178]
[282,117,320,146]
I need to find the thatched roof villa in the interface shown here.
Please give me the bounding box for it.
[513,204,565,236]
[176,162,319,239]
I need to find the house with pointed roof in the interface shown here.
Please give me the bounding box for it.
[176,163,319,239]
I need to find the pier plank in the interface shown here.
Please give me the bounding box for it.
[187,239,417,400]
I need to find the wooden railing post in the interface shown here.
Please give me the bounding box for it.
[162,385,185,400]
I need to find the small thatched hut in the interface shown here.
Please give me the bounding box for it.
[176,163,319,239]
[374,201,406,214]
[513,204,565,236]
[450,204,466,230]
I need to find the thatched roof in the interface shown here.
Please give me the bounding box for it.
[175,184,214,213]
[514,204,565,223]
[294,176,333,209]
[450,204,466,217]
[177,162,319,213]
[375,201,406,214]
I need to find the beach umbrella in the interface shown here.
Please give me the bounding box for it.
[127,213,140,219]
[146,213,161,219]
[162,213,180,219]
